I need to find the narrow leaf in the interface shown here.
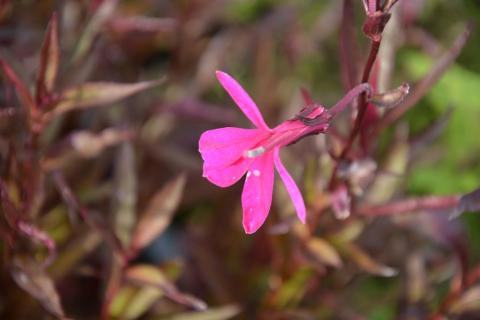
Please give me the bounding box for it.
[450,286,480,314]
[452,187,480,218]
[49,79,163,116]
[10,257,65,318]
[164,305,241,320]
[112,142,137,247]
[42,128,133,171]
[36,12,59,103]
[305,237,343,268]
[72,0,117,63]
[0,59,36,112]
[110,285,162,320]
[130,174,186,253]
[341,243,397,277]
[126,264,207,311]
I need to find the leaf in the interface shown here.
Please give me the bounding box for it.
[449,286,480,314]
[125,264,207,311]
[451,187,480,218]
[126,264,168,286]
[459,188,480,213]
[110,285,162,320]
[273,267,313,308]
[112,142,137,247]
[42,128,133,171]
[10,257,65,318]
[49,230,101,280]
[330,220,365,243]
[72,0,117,63]
[49,79,163,116]
[305,237,342,268]
[130,174,186,253]
[36,12,59,103]
[0,59,36,112]
[163,305,241,320]
[341,243,397,277]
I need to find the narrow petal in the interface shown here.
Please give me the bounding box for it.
[199,127,268,168]
[203,157,252,188]
[241,151,275,234]
[273,148,306,223]
[216,71,271,131]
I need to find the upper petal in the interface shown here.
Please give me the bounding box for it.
[216,71,271,131]
[273,148,306,223]
[199,127,268,168]
[241,151,275,234]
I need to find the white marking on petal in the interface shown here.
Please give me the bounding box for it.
[244,147,266,158]
[246,171,252,178]
[253,170,261,177]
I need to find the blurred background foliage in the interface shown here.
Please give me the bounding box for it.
[0,0,479,319]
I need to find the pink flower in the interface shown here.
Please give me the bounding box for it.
[200,71,372,233]
[199,71,334,234]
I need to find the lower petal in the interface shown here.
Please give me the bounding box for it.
[241,152,275,234]
[203,158,252,188]
[273,148,306,223]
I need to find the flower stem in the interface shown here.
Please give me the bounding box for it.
[329,82,372,118]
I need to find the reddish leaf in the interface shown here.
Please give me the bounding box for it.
[48,79,163,116]
[130,174,186,253]
[449,286,480,315]
[457,188,480,215]
[0,59,37,113]
[10,257,66,318]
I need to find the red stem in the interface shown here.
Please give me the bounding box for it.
[328,39,381,190]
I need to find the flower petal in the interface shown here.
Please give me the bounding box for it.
[273,148,306,223]
[241,151,275,234]
[216,71,271,131]
[203,157,253,188]
[199,127,268,168]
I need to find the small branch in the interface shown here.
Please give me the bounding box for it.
[339,39,381,158]
[339,0,359,90]
[17,220,56,268]
[357,195,460,217]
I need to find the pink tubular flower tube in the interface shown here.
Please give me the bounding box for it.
[199,71,371,234]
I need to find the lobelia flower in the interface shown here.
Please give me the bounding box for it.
[199,71,371,234]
